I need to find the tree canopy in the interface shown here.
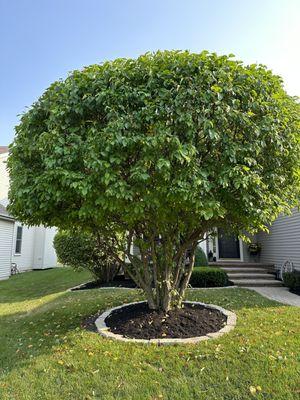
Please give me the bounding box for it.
[8,50,300,310]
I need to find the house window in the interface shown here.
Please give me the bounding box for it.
[15,226,23,254]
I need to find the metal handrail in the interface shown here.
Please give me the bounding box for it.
[277,260,294,281]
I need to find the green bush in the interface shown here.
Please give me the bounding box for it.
[283,271,300,289]
[189,267,229,288]
[194,246,208,266]
[54,230,121,283]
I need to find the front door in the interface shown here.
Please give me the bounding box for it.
[218,229,240,259]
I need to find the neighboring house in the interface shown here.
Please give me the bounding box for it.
[0,204,15,280]
[206,208,300,271]
[0,146,57,280]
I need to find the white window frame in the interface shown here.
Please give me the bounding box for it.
[14,225,23,255]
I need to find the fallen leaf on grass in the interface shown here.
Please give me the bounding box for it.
[249,386,256,395]
[250,385,262,395]
[92,369,99,375]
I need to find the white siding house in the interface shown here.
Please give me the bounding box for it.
[0,146,57,279]
[10,223,57,272]
[0,205,14,280]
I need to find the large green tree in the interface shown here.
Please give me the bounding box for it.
[8,51,300,311]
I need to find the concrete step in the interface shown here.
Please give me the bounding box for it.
[231,279,283,287]
[222,267,272,274]
[227,273,275,280]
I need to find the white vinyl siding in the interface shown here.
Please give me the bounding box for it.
[42,227,58,268]
[12,224,35,272]
[257,208,300,271]
[32,226,57,269]
[0,219,14,280]
[11,225,58,271]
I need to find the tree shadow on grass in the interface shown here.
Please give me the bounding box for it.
[0,288,141,376]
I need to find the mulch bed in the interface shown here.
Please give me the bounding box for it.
[72,277,137,291]
[82,311,103,333]
[290,288,300,296]
[103,302,227,339]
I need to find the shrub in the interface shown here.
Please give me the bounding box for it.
[283,271,300,290]
[189,267,229,287]
[53,230,121,283]
[194,246,208,266]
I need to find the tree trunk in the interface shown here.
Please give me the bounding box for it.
[125,235,198,312]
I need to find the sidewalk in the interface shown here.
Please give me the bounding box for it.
[247,286,300,307]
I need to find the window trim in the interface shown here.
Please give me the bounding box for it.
[14,225,23,255]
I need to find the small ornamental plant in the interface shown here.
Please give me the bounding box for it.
[8,51,300,311]
[248,242,262,255]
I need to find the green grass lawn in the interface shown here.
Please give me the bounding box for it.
[0,268,299,400]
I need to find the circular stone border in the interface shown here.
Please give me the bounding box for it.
[95,301,237,345]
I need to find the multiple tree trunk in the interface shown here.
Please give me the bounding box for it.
[120,230,203,312]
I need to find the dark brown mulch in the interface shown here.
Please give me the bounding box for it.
[82,311,103,333]
[290,288,300,296]
[104,302,227,339]
[72,277,137,291]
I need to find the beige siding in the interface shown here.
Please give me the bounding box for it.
[257,208,300,271]
[0,219,14,280]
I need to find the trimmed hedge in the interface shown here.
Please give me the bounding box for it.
[194,246,208,266]
[283,271,300,290]
[189,267,229,288]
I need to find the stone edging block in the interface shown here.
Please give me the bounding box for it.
[95,300,237,345]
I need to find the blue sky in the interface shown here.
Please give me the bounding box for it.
[1,0,299,145]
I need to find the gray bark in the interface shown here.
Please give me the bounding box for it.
[123,231,201,312]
